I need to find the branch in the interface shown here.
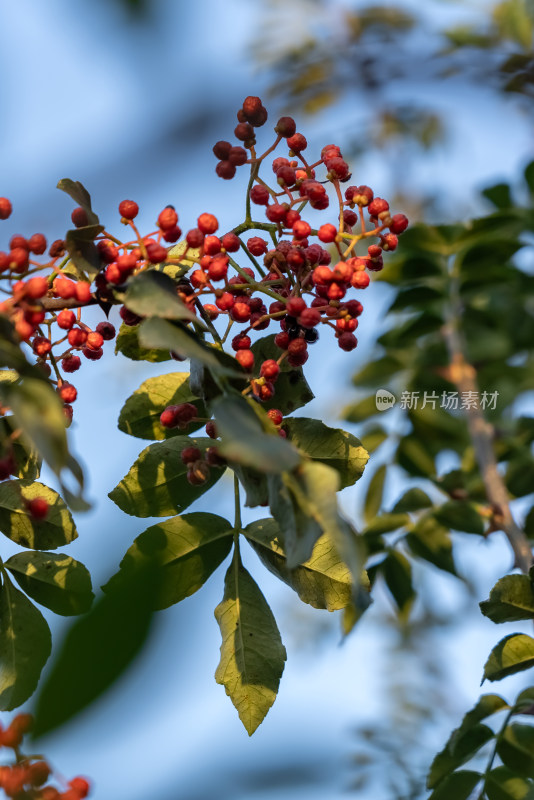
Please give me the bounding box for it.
[441,319,532,574]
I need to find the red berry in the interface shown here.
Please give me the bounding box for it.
[275,116,297,137]
[186,228,204,248]
[208,256,228,281]
[157,206,178,231]
[203,303,219,320]
[260,359,280,380]
[318,224,337,243]
[274,331,290,350]
[215,292,234,312]
[67,328,88,348]
[250,185,270,205]
[68,777,91,798]
[247,237,268,256]
[228,146,248,166]
[213,140,232,159]
[146,243,167,263]
[96,321,116,340]
[54,277,76,299]
[97,240,119,263]
[32,336,52,357]
[325,157,350,180]
[287,133,307,152]
[120,306,142,326]
[28,760,51,787]
[265,204,287,224]
[206,420,218,439]
[58,382,77,403]
[28,233,47,254]
[62,355,81,373]
[82,346,103,360]
[231,302,251,323]
[292,220,311,239]
[160,406,179,428]
[288,338,307,357]
[86,331,104,350]
[235,349,254,371]
[287,350,308,367]
[0,197,12,219]
[351,271,371,289]
[389,213,409,234]
[28,497,49,520]
[235,122,254,141]
[181,446,202,465]
[203,235,221,256]
[298,307,321,328]
[343,209,358,227]
[267,408,284,425]
[75,281,92,303]
[25,276,48,299]
[216,160,237,180]
[338,332,358,351]
[221,232,240,252]
[9,247,29,272]
[163,225,182,242]
[71,207,89,227]
[231,334,251,351]
[49,239,66,258]
[197,213,218,235]
[119,199,139,220]
[368,197,389,216]
[286,297,306,316]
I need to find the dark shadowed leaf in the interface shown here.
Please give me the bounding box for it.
[103,512,233,609]
[498,724,534,778]
[0,574,51,711]
[433,500,485,535]
[65,225,104,278]
[428,724,494,788]
[250,335,314,414]
[139,318,236,372]
[381,550,415,619]
[214,550,286,736]
[0,417,41,481]
[428,771,481,800]
[406,514,456,574]
[213,395,301,473]
[108,436,226,517]
[485,766,533,800]
[33,561,159,738]
[123,270,199,323]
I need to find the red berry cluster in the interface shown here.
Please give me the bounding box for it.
[0,98,408,493]
[0,714,90,799]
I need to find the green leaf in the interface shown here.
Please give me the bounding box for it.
[123,270,200,323]
[481,575,534,623]
[33,561,159,738]
[525,160,534,196]
[498,724,534,779]
[428,771,481,800]
[396,435,436,478]
[245,518,364,611]
[115,322,172,362]
[485,766,533,800]
[214,550,286,735]
[213,395,301,473]
[0,417,41,481]
[391,487,433,513]
[381,550,415,619]
[483,634,534,682]
[155,240,200,281]
[250,334,314,414]
[57,179,99,225]
[0,573,51,711]
[5,552,93,616]
[231,465,268,508]
[482,183,513,209]
[0,379,75,481]
[363,464,387,524]
[428,724,495,789]
[433,500,485,535]
[65,225,104,279]
[118,373,207,440]
[189,352,247,403]
[108,437,226,517]
[360,425,388,454]
[138,318,235,372]
[351,354,405,386]
[428,695,508,789]
[283,418,368,489]
[0,481,77,550]
[363,512,409,535]
[103,512,233,609]
[343,394,381,423]
[406,514,456,574]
